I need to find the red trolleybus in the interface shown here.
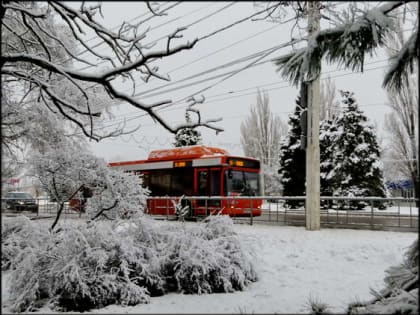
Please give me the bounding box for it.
[108,145,262,218]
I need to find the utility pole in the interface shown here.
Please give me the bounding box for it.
[305,1,321,230]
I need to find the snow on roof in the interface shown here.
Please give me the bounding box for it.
[147,145,229,161]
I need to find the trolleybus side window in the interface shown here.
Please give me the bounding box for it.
[197,169,221,206]
[149,171,170,196]
[210,170,221,196]
[171,168,194,196]
[198,171,208,196]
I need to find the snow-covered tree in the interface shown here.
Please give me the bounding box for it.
[173,112,202,147]
[1,1,222,147]
[273,2,418,91]
[320,76,340,121]
[383,11,419,203]
[241,89,287,196]
[279,96,306,208]
[327,91,387,209]
[30,140,149,231]
[26,104,149,230]
[319,119,336,208]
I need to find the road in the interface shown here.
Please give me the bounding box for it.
[233,209,418,232]
[2,205,418,232]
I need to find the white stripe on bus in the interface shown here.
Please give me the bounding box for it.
[192,157,222,167]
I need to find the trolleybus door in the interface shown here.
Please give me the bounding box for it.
[194,168,222,215]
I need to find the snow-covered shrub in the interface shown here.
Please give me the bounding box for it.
[347,239,418,314]
[85,168,149,220]
[201,215,236,239]
[128,215,257,295]
[48,223,152,311]
[6,220,154,312]
[158,216,257,295]
[1,216,50,271]
[305,294,332,314]
[333,186,369,210]
[4,215,257,312]
[172,195,191,220]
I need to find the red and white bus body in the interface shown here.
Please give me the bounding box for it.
[108,146,262,218]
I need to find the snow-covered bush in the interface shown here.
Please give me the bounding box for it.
[333,186,369,210]
[348,239,418,314]
[85,168,149,220]
[6,220,153,312]
[1,216,50,271]
[171,195,191,220]
[159,218,257,294]
[305,294,332,314]
[3,215,257,312]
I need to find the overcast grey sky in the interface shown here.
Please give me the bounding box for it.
[77,2,397,162]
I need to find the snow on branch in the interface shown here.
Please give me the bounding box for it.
[174,95,223,135]
[1,1,221,142]
[383,29,419,90]
[274,1,411,87]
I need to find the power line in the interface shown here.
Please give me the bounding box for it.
[172,41,298,106]
[58,2,183,66]
[73,2,289,97]
[166,22,284,75]
[105,59,388,121]
[122,21,288,96]
[57,3,416,117]
[65,2,240,96]
[75,2,237,72]
[136,59,391,114]
[132,44,296,99]
[85,61,392,133]
[106,14,299,100]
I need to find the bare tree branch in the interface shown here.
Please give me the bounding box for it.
[90,199,119,221]
[2,0,223,154]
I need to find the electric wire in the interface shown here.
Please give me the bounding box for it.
[75,2,237,72]
[56,2,183,65]
[83,62,394,135]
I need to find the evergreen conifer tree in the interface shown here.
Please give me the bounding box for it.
[279,96,306,208]
[328,91,387,209]
[173,112,202,147]
[319,119,336,209]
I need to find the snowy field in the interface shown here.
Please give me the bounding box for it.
[1,222,417,314]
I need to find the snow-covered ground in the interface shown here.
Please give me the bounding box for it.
[1,223,417,314]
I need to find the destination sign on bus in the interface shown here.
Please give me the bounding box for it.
[173,161,192,168]
[227,158,260,169]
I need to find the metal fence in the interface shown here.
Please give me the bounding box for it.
[1,197,85,219]
[145,196,418,232]
[2,196,418,232]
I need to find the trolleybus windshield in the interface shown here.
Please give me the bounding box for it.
[224,170,259,196]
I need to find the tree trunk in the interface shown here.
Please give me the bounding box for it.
[50,202,65,232]
[413,172,419,208]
